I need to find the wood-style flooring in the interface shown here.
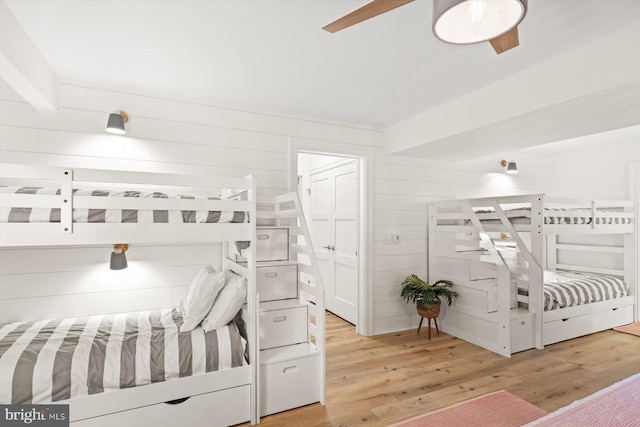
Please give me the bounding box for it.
[251,313,640,426]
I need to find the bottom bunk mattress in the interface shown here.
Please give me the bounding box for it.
[544,270,629,311]
[0,308,247,405]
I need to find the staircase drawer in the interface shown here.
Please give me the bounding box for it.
[260,305,308,349]
[257,264,298,302]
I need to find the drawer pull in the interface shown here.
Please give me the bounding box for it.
[257,234,270,240]
[283,366,298,374]
[562,318,569,322]
[612,308,618,311]
[519,321,525,326]
[273,315,287,322]
[264,272,278,279]
[165,397,190,405]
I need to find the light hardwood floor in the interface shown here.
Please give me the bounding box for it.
[252,313,640,426]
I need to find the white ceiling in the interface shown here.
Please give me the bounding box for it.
[5,0,640,130]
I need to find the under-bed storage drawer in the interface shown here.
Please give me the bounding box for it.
[260,303,308,350]
[72,384,250,427]
[261,353,320,416]
[543,305,634,345]
[257,263,298,302]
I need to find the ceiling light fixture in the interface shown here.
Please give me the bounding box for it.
[501,159,518,174]
[432,0,527,45]
[106,111,129,135]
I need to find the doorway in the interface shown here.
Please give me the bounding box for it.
[298,153,359,326]
[291,138,373,337]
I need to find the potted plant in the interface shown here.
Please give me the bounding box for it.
[400,274,458,337]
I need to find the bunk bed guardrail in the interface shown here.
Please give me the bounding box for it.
[0,163,254,246]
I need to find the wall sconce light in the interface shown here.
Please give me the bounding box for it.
[106,111,129,135]
[501,159,518,174]
[110,244,129,270]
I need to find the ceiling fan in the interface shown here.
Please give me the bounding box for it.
[322,0,528,55]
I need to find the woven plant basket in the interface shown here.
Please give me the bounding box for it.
[417,301,441,319]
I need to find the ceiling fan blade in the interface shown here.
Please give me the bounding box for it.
[322,0,415,33]
[489,26,520,54]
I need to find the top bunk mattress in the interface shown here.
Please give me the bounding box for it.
[0,186,249,224]
[544,270,629,311]
[0,308,247,405]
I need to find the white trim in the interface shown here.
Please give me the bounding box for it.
[290,138,374,336]
[629,161,640,321]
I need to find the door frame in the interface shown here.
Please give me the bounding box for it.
[629,161,639,321]
[290,138,374,336]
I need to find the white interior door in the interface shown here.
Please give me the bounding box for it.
[310,161,358,324]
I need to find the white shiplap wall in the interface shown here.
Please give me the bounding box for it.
[0,80,551,331]
[372,150,551,333]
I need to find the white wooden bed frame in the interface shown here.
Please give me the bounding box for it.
[0,163,259,426]
[428,194,637,358]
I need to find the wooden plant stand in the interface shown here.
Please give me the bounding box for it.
[417,302,441,340]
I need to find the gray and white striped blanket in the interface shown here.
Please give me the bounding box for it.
[0,186,249,224]
[0,309,247,404]
[474,208,632,225]
[544,270,629,311]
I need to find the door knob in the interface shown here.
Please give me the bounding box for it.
[323,245,331,250]
[330,245,335,251]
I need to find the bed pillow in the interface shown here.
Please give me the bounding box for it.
[179,265,227,332]
[201,271,247,332]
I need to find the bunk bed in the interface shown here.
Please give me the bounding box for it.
[428,194,637,358]
[0,163,258,426]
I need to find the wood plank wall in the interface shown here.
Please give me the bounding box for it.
[0,80,551,330]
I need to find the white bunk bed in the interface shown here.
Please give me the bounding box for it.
[428,194,637,358]
[0,163,258,426]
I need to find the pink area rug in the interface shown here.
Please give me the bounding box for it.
[524,373,640,426]
[613,322,640,337]
[389,390,548,427]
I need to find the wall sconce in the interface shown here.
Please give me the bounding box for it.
[106,111,129,135]
[500,159,518,174]
[110,244,129,270]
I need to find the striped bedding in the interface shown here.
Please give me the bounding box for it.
[0,186,249,224]
[0,309,247,405]
[544,270,629,311]
[473,208,632,225]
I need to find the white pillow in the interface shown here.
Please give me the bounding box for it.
[179,265,226,332]
[201,271,247,332]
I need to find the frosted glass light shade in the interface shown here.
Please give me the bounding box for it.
[433,0,527,45]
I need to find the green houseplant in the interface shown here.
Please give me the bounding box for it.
[400,274,458,320]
